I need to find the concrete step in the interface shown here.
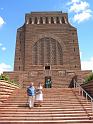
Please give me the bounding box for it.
[0,87,93,123]
[0,81,19,103]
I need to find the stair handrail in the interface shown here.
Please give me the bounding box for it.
[74,79,93,112]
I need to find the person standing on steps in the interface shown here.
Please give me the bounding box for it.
[35,82,43,107]
[45,79,52,88]
[27,82,35,108]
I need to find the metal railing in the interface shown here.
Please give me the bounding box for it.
[74,79,93,112]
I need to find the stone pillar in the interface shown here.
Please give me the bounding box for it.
[48,17,51,24]
[59,17,62,24]
[37,17,40,24]
[64,17,67,24]
[32,17,34,24]
[26,19,29,24]
[43,17,46,24]
[54,17,56,24]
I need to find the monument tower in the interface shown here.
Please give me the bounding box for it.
[1,11,93,122]
[5,11,91,88]
[14,11,81,71]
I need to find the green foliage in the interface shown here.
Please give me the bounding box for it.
[0,74,10,81]
[10,78,19,86]
[0,74,19,87]
[84,73,93,84]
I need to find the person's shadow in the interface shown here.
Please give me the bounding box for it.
[18,103,28,108]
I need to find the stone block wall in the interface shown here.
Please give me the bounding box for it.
[14,11,81,72]
[81,80,93,97]
[4,70,92,88]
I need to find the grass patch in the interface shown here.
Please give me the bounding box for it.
[83,73,93,84]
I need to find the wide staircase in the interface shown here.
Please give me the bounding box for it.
[0,86,93,124]
[0,80,19,103]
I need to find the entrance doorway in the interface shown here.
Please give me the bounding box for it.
[45,66,50,70]
[45,76,52,88]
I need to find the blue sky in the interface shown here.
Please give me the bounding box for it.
[0,0,93,73]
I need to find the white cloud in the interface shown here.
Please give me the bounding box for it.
[0,43,2,47]
[73,9,92,23]
[69,1,89,13]
[81,57,93,71]
[67,0,80,5]
[0,8,4,10]
[0,63,12,74]
[1,47,6,51]
[71,0,80,3]
[0,43,6,51]
[0,16,5,27]
[67,0,93,23]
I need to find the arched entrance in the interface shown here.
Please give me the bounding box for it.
[32,37,63,65]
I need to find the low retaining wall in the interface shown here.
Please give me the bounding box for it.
[81,80,93,98]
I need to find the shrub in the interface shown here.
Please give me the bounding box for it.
[84,73,93,84]
[0,74,19,87]
[0,74,10,81]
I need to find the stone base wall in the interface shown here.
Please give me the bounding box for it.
[3,69,92,88]
[81,80,93,97]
